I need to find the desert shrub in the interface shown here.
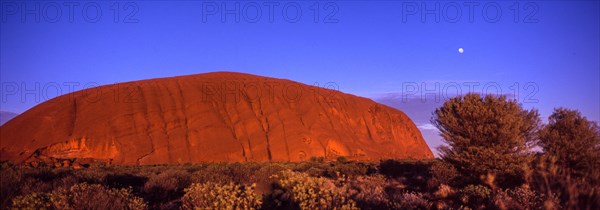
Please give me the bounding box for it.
[72,168,108,184]
[261,183,295,209]
[142,169,191,205]
[492,185,548,210]
[104,173,148,191]
[251,163,290,200]
[434,184,455,199]
[2,165,81,208]
[190,164,229,184]
[274,170,358,210]
[1,165,23,207]
[253,163,288,184]
[179,163,207,173]
[8,167,69,197]
[228,162,262,184]
[11,183,147,210]
[0,161,14,170]
[427,160,460,189]
[383,177,408,196]
[291,161,327,176]
[10,192,54,209]
[49,175,79,191]
[326,162,370,178]
[459,185,491,207]
[290,160,374,179]
[378,160,429,191]
[348,175,389,209]
[22,168,58,182]
[181,182,262,210]
[6,160,592,209]
[191,163,259,185]
[530,158,598,209]
[433,93,540,187]
[17,168,66,196]
[304,166,327,177]
[20,175,80,197]
[19,177,53,196]
[379,159,429,178]
[52,183,147,210]
[336,156,349,163]
[309,156,325,163]
[389,192,431,210]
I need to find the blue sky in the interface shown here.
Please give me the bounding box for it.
[1,1,599,153]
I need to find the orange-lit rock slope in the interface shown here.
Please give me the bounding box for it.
[0,72,433,165]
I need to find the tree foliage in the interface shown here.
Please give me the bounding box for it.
[538,108,600,177]
[432,93,540,184]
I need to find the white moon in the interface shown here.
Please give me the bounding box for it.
[458,48,464,53]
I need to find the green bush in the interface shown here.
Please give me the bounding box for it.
[1,166,23,207]
[348,175,389,209]
[309,156,325,163]
[389,192,431,210]
[181,182,262,210]
[530,158,594,209]
[190,163,259,185]
[11,192,54,209]
[104,173,148,190]
[427,160,460,189]
[378,159,430,191]
[433,184,455,199]
[52,183,147,210]
[143,169,191,204]
[274,170,358,210]
[72,168,108,184]
[493,185,549,209]
[459,184,491,207]
[336,156,349,164]
[378,159,430,178]
[253,163,288,184]
[11,183,147,210]
[327,162,370,178]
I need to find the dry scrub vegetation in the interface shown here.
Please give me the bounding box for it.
[1,157,597,210]
[1,93,598,210]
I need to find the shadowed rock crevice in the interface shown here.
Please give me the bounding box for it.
[137,85,155,165]
[174,80,193,162]
[69,99,77,137]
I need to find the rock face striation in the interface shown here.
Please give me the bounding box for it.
[0,72,433,165]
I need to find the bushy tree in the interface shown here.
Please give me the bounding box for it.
[432,93,540,186]
[538,108,600,177]
[532,108,600,209]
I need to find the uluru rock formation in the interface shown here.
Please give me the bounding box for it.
[0,72,433,165]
